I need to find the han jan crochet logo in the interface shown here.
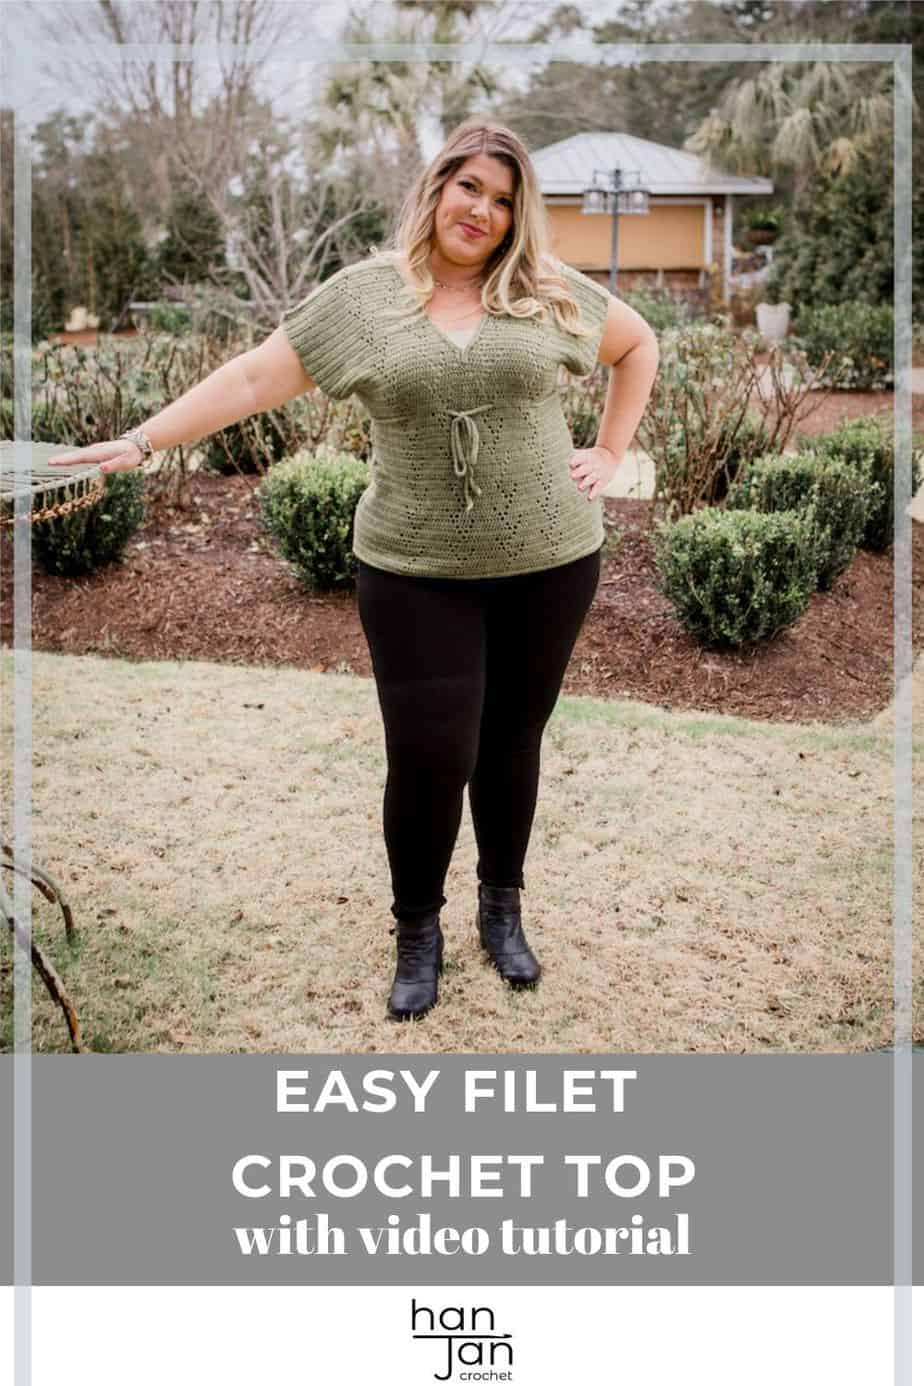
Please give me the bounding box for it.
[410,1297,515,1382]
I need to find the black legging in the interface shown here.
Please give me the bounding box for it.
[357,546,602,920]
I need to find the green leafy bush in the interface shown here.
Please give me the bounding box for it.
[740,203,783,236]
[726,451,874,590]
[636,321,816,519]
[702,411,774,504]
[790,303,893,390]
[725,452,818,515]
[257,447,369,590]
[147,302,193,335]
[652,507,817,648]
[31,468,146,576]
[622,287,693,335]
[761,143,897,316]
[805,415,924,551]
[201,411,292,475]
[0,397,69,442]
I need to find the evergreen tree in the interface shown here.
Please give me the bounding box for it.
[765,141,894,309]
[31,182,75,340]
[29,109,94,339]
[81,145,158,328]
[157,177,227,288]
[15,109,156,339]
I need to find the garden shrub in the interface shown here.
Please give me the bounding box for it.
[31,468,146,576]
[147,302,193,335]
[725,452,819,515]
[726,451,874,590]
[702,411,774,504]
[652,507,817,648]
[558,364,608,450]
[201,410,292,475]
[567,403,602,450]
[806,415,924,551]
[2,357,150,579]
[256,447,369,591]
[637,319,814,519]
[790,302,893,391]
[333,406,373,462]
[622,286,692,334]
[0,398,68,442]
[739,203,784,240]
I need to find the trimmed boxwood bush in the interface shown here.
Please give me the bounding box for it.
[256,447,369,590]
[806,415,924,552]
[790,302,893,391]
[726,451,874,590]
[652,507,817,648]
[31,468,146,576]
[725,452,819,514]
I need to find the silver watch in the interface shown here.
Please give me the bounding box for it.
[119,427,154,464]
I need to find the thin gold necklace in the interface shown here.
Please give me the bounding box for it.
[431,269,485,292]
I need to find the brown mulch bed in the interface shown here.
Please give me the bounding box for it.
[2,388,922,726]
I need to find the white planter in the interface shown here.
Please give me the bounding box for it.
[64,305,88,332]
[756,301,790,343]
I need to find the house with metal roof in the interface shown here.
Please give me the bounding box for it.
[532,131,773,307]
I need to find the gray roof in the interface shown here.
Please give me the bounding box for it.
[532,132,773,196]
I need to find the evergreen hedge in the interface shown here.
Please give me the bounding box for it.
[790,302,893,391]
[652,508,817,648]
[31,468,146,576]
[806,416,924,552]
[256,448,369,591]
[726,452,874,590]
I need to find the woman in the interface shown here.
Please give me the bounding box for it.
[51,119,659,1022]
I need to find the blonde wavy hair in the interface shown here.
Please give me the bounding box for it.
[369,118,594,339]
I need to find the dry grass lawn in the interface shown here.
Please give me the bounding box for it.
[2,649,922,1053]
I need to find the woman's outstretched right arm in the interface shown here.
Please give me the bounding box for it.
[49,327,316,474]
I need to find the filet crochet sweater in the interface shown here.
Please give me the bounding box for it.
[281,254,611,578]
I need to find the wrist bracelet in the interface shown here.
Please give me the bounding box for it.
[119,427,154,464]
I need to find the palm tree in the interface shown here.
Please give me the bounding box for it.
[314,3,499,215]
[686,55,899,199]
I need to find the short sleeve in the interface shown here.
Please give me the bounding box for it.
[281,264,364,400]
[556,262,612,378]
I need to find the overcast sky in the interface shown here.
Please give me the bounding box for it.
[2,0,631,145]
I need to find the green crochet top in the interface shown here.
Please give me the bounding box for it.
[281,253,611,579]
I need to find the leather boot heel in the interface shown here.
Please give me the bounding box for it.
[387,911,444,1020]
[476,884,541,988]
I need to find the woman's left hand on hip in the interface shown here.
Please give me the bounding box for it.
[568,445,624,502]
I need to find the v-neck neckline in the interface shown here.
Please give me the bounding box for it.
[387,259,488,358]
[427,312,487,356]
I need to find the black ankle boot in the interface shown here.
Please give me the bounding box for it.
[476,884,541,988]
[387,912,444,1020]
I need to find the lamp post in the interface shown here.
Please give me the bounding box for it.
[582,167,650,294]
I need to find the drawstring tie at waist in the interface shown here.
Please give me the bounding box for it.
[448,404,492,513]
